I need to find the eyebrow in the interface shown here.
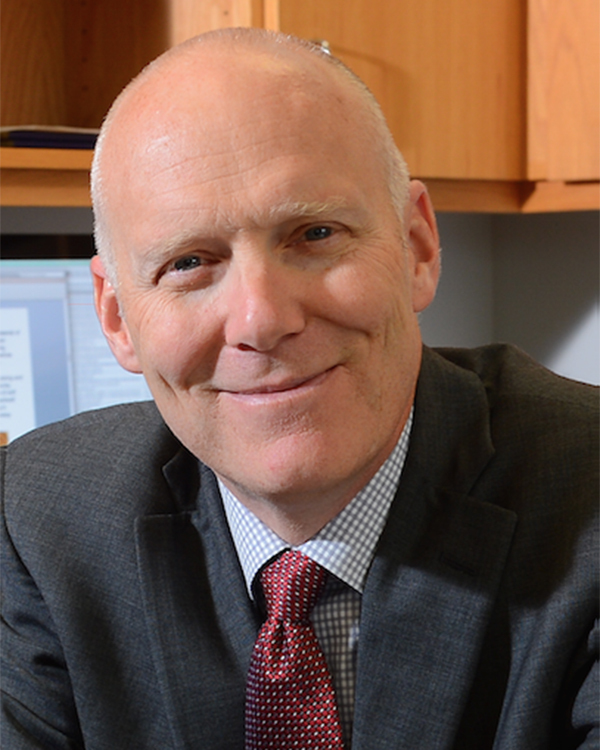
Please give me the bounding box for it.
[264,197,354,224]
[136,196,360,276]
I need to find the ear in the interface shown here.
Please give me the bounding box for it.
[90,255,142,374]
[404,180,441,313]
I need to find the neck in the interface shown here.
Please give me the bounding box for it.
[223,486,354,546]
[218,449,395,546]
[217,405,413,544]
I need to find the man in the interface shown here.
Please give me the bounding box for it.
[1,28,597,749]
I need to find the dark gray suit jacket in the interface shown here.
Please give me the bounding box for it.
[2,346,598,748]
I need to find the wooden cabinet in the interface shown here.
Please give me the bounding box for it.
[277,0,599,211]
[2,0,598,211]
[1,0,265,130]
[1,0,264,207]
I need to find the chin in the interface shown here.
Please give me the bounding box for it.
[216,431,382,509]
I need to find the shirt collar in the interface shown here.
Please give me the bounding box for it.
[220,409,413,597]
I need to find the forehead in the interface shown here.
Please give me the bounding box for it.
[100,46,391,245]
[107,47,380,170]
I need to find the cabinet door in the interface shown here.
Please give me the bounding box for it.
[277,0,599,183]
[277,0,525,181]
[527,0,599,181]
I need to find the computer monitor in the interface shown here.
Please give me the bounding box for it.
[0,258,152,444]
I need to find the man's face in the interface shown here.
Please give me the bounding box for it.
[93,51,439,517]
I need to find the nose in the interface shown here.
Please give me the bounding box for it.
[222,255,306,352]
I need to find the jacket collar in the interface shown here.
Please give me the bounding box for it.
[135,454,258,749]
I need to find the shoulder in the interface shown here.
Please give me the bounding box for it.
[420,344,598,516]
[428,345,597,543]
[429,343,598,430]
[417,344,598,480]
[3,400,178,480]
[2,402,184,536]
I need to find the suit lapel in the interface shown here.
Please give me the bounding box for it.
[352,348,518,749]
[353,482,516,749]
[135,452,258,750]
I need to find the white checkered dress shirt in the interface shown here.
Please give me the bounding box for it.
[219,410,412,747]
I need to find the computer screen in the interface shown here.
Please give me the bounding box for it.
[0,259,152,444]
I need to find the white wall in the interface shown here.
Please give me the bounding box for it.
[492,212,599,385]
[419,213,494,348]
[421,210,599,386]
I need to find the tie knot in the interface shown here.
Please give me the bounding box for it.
[260,550,326,623]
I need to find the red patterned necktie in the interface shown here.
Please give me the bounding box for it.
[245,549,344,749]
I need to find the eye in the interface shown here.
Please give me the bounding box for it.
[303,226,334,242]
[285,222,351,268]
[158,252,218,288]
[172,255,204,272]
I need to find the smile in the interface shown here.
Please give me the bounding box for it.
[220,367,336,400]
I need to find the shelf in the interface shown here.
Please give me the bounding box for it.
[424,179,600,213]
[1,148,93,207]
[1,148,598,212]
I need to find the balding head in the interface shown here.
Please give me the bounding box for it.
[91,28,409,282]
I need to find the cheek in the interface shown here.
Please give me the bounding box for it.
[124,297,220,388]
[323,255,414,345]
[325,258,421,416]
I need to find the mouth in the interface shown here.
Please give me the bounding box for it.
[220,367,337,398]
